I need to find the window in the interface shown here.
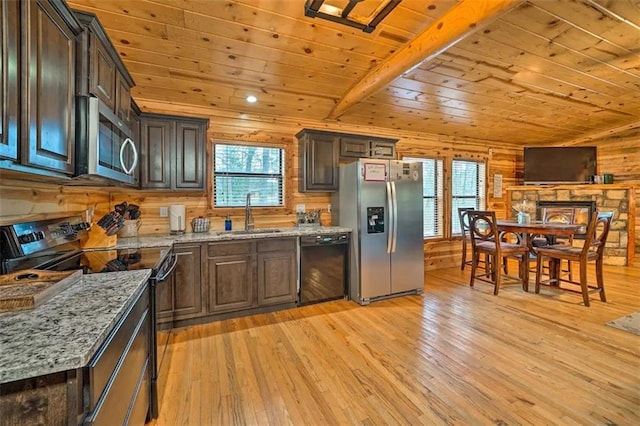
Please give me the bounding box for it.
[404,157,444,238]
[451,159,486,235]
[214,143,284,207]
[404,156,486,239]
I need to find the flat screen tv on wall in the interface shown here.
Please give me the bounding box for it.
[523,146,597,184]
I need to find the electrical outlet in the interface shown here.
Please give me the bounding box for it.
[159,206,168,217]
[296,204,306,213]
[327,203,332,214]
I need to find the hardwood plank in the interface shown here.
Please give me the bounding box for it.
[148,264,640,425]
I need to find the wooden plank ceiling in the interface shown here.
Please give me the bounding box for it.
[67,0,640,145]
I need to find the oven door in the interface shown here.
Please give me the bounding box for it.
[75,96,139,185]
[150,251,178,419]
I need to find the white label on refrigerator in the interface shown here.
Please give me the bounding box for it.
[364,163,386,181]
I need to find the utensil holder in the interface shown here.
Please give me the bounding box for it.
[80,224,117,249]
[118,219,141,238]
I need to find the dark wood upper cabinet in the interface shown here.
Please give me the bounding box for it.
[339,135,397,159]
[74,10,135,128]
[21,0,81,175]
[140,116,172,189]
[91,36,116,109]
[297,128,398,192]
[140,113,208,191]
[296,129,339,192]
[0,0,19,161]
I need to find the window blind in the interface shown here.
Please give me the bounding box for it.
[214,143,284,207]
[404,157,444,238]
[451,159,486,234]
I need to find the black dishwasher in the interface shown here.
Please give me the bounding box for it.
[299,233,349,305]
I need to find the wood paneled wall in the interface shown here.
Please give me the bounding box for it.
[0,100,521,271]
[570,128,640,266]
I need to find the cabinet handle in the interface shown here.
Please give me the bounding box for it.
[120,137,139,175]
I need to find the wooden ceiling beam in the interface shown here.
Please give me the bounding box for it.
[327,0,526,119]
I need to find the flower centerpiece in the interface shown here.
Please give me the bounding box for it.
[513,200,531,224]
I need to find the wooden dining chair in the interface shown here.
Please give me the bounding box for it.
[458,207,475,271]
[467,211,530,295]
[532,207,576,280]
[534,211,613,306]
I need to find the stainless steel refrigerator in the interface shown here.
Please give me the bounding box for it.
[332,159,424,305]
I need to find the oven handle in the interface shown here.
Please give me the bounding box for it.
[155,252,178,282]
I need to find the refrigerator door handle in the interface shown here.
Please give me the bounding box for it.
[386,181,393,254]
[391,181,398,253]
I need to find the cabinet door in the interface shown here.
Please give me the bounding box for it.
[175,120,205,190]
[0,0,19,160]
[257,250,297,306]
[300,132,338,192]
[208,254,255,313]
[116,73,132,126]
[22,0,77,174]
[140,118,173,189]
[90,33,116,110]
[370,140,396,159]
[172,243,205,320]
[339,137,369,158]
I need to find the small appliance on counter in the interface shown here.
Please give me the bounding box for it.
[297,209,322,227]
[169,204,186,234]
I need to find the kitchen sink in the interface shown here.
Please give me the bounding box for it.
[214,229,282,235]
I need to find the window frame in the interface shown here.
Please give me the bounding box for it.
[210,140,291,214]
[450,158,487,237]
[403,155,487,240]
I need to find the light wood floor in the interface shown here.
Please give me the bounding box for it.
[149,264,640,425]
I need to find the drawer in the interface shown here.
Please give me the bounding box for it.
[87,287,149,410]
[257,238,296,253]
[207,241,253,257]
[125,360,150,426]
[86,309,150,425]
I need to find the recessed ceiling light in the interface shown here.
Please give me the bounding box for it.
[246,95,257,103]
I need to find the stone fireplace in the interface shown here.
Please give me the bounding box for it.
[506,184,635,266]
[536,200,596,240]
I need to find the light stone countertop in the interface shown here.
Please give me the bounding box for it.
[0,269,151,384]
[0,227,351,383]
[113,226,351,249]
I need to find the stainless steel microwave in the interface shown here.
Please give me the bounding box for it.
[74,96,138,185]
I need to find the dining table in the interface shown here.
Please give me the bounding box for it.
[496,219,586,287]
[497,219,585,247]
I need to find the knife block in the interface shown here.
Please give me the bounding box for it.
[80,224,117,249]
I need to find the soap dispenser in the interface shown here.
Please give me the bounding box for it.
[224,214,232,231]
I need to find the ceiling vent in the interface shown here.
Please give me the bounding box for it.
[304,0,402,33]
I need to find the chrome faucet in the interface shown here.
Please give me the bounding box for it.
[244,192,254,230]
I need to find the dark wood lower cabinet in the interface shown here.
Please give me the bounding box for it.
[205,238,298,317]
[160,238,298,326]
[157,243,205,324]
[207,241,256,314]
[257,239,297,306]
[208,252,256,313]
